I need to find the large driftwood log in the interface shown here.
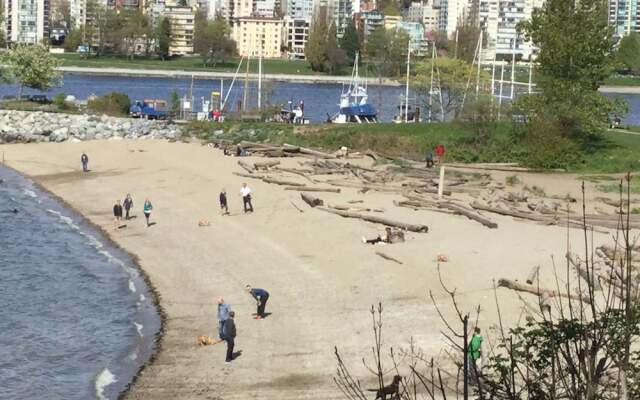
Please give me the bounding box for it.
[471,202,552,223]
[254,160,280,170]
[497,278,589,303]
[285,186,341,193]
[262,177,306,186]
[440,202,498,229]
[237,160,254,174]
[330,204,384,213]
[300,193,324,207]
[316,206,429,233]
[375,252,403,265]
[233,171,265,180]
[275,167,316,183]
[284,143,333,159]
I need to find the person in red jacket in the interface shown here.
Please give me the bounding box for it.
[435,144,445,165]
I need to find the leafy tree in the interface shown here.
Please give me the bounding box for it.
[305,11,329,72]
[170,89,180,116]
[518,0,625,140]
[339,19,360,65]
[366,27,410,77]
[414,57,489,118]
[617,32,640,75]
[86,0,123,56]
[193,13,236,67]
[155,16,172,60]
[381,3,400,16]
[119,10,152,59]
[452,11,481,63]
[323,23,347,74]
[3,44,62,98]
[63,28,83,52]
[88,92,131,115]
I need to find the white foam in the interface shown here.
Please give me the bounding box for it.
[134,322,143,337]
[128,350,138,361]
[22,189,37,198]
[139,294,146,302]
[95,368,117,400]
[128,279,136,293]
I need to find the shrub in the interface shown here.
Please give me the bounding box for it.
[87,92,131,116]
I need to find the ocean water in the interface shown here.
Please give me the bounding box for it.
[0,74,639,124]
[0,166,160,399]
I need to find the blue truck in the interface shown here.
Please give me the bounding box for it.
[129,99,169,120]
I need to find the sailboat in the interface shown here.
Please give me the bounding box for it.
[330,53,377,124]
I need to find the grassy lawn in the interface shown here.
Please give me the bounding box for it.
[603,75,640,86]
[54,53,345,76]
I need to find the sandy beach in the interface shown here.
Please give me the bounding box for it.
[1,140,627,399]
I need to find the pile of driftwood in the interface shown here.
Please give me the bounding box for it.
[237,141,334,159]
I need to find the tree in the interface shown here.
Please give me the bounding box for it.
[64,28,83,52]
[155,16,171,60]
[193,13,236,67]
[339,19,360,65]
[517,0,626,141]
[323,23,347,74]
[305,11,329,72]
[3,44,62,98]
[414,57,489,119]
[452,11,481,63]
[119,10,152,59]
[617,33,640,75]
[366,27,409,77]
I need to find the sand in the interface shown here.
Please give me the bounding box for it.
[0,140,627,399]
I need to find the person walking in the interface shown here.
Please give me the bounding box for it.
[143,198,153,227]
[246,285,269,319]
[113,200,123,229]
[81,152,89,172]
[435,144,446,165]
[123,194,133,220]
[240,183,253,213]
[219,189,229,215]
[217,297,231,340]
[425,148,434,168]
[222,311,237,363]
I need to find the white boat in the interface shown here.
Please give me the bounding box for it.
[330,53,377,124]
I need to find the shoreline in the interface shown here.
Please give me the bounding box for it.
[0,162,166,400]
[58,66,402,86]
[1,139,627,399]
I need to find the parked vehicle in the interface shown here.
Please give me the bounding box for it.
[129,99,168,120]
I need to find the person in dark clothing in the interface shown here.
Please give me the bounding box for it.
[222,311,237,363]
[219,189,229,215]
[123,194,133,220]
[113,200,123,229]
[81,153,89,172]
[425,148,434,168]
[246,285,269,319]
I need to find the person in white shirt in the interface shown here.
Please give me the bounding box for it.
[240,183,253,213]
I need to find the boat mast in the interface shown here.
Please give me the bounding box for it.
[510,46,515,100]
[475,30,483,99]
[498,62,505,119]
[258,49,262,110]
[528,61,533,94]
[428,42,435,122]
[404,40,411,123]
[221,57,244,111]
[243,55,251,111]
[490,54,496,107]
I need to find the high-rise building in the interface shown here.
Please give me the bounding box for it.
[3,0,50,44]
[69,0,87,27]
[479,0,543,60]
[358,9,382,41]
[285,0,313,19]
[608,0,640,39]
[283,15,309,58]
[164,4,195,54]
[232,17,283,57]
[438,0,471,36]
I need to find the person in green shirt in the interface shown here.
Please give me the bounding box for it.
[468,327,483,383]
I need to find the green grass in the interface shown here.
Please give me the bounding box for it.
[603,75,640,87]
[55,53,350,76]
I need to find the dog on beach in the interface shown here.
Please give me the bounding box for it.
[367,375,402,400]
[196,335,221,346]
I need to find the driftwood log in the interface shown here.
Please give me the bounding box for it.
[285,186,341,193]
[471,202,552,223]
[300,193,324,207]
[262,177,306,186]
[330,204,384,213]
[284,143,333,159]
[498,278,589,303]
[316,206,429,233]
[375,252,403,265]
[237,160,254,174]
[440,202,498,229]
[254,160,280,170]
[566,252,602,290]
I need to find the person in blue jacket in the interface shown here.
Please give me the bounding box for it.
[217,297,231,339]
[246,285,269,319]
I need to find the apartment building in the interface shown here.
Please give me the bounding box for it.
[283,15,309,58]
[358,9,382,41]
[383,14,401,30]
[396,20,428,55]
[608,0,640,39]
[285,0,313,18]
[3,0,50,44]
[438,0,471,36]
[233,17,283,57]
[164,4,195,55]
[479,0,543,60]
